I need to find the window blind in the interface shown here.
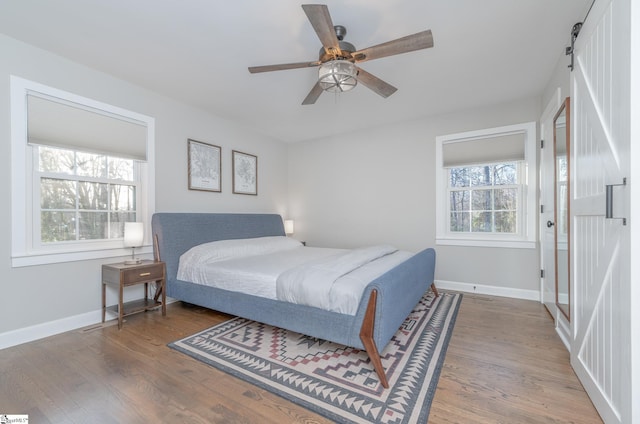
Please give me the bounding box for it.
[442,132,525,167]
[27,94,148,161]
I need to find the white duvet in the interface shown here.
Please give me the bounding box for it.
[177,236,413,315]
[277,245,412,314]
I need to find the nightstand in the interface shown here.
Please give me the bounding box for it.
[102,260,166,329]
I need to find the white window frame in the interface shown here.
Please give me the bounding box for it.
[435,122,537,249]
[10,76,155,267]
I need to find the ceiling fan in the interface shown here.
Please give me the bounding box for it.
[248,4,434,105]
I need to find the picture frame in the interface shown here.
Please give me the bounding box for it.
[188,139,221,192]
[232,150,258,195]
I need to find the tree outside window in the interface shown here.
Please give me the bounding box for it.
[448,162,520,234]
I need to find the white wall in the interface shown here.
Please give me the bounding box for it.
[0,35,288,338]
[542,48,572,107]
[288,98,541,297]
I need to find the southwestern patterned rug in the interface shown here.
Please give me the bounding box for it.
[169,291,462,423]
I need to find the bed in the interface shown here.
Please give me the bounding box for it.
[152,212,437,388]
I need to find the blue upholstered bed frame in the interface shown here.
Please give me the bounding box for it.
[152,212,437,387]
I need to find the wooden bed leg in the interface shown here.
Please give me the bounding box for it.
[153,234,164,301]
[153,234,161,262]
[431,282,439,297]
[359,289,390,389]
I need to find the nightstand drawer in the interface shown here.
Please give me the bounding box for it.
[123,265,164,284]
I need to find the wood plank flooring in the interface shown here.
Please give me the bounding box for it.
[0,293,601,423]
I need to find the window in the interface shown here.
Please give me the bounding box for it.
[448,162,522,234]
[36,146,138,244]
[11,76,155,267]
[435,122,537,248]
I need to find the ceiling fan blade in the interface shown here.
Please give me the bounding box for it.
[301,81,324,105]
[301,4,341,55]
[248,61,320,73]
[356,67,398,98]
[353,30,434,63]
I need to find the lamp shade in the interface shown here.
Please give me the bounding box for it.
[123,222,144,247]
[284,220,294,235]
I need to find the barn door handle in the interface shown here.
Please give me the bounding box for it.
[605,178,627,225]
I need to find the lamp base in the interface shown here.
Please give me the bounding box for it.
[124,258,142,265]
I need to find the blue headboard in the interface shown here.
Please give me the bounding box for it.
[151,213,285,283]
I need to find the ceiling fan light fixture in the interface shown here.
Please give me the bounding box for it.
[318,60,357,93]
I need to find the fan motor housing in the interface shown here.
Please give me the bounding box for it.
[318,25,356,62]
[319,40,356,61]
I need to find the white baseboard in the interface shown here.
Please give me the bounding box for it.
[0,310,102,350]
[555,313,571,350]
[0,298,176,350]
[435,279,541,301]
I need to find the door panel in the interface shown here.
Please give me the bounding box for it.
[571,0,631,421]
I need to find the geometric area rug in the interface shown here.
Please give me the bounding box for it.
[169,291,462,424]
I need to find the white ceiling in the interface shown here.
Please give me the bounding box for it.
[0,0,592,143]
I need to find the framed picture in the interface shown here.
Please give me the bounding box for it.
[188,139,221,192]
[232,150,258,195]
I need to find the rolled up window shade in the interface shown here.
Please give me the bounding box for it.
[443,132,525,167]
[27,94,148,161]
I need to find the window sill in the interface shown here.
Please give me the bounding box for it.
[11,245,154,267]
[436,237,536,249]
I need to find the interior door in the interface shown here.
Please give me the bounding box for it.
[571,0,632,421]
[540,92,561,318]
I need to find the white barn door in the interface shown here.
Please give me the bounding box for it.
[571,0,633,422]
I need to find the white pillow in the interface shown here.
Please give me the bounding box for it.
[178,236,302,276]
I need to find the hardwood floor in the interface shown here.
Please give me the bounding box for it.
[0,293,601,423]
[430,294,601,423]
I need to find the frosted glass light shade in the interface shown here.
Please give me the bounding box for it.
[124,222,144,264]
[123,222,144,247]
[284,220,294,235]
[318,60,357,93]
